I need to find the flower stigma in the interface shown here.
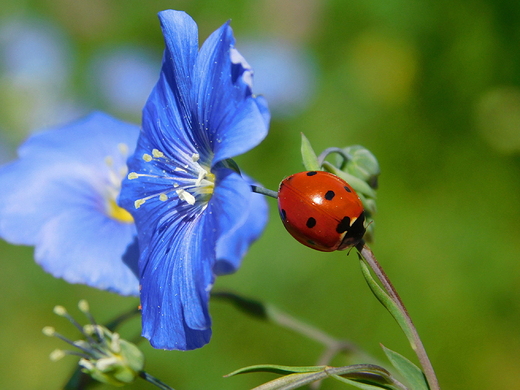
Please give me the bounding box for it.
[105,143,134,223]
[129,150,216,209]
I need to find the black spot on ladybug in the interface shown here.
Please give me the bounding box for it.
[325,190,335,200]
[280,209,287,220]
[336,216,351,234]
[344,186,352,193]
[306,217,317,228]
[306,171,318,176]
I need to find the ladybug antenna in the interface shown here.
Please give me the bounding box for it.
[251,185,278,199]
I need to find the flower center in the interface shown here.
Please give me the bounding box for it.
[128,149,215,209]
[104,143,134,224]
[107,198,134,223]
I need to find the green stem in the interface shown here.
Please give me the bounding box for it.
[139,371,175,390]
[250,185,278,199]
[212,291,373,365]
[358,244,440,390]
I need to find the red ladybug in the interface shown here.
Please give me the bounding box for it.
[277,171,366,252]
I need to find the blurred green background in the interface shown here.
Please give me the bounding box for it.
[1,0,520,389]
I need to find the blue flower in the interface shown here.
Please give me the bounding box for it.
[119,10,270,350]
[0,112,140,296]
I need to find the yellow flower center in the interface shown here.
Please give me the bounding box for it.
[104,143,134,224]
[107,198,134,224]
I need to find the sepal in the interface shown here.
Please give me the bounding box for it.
[300,133,321,171]
[382,344,429,390]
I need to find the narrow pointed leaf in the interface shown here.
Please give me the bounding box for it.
[359,258,415,344]
[331,375,399,390]
[382,345,429,390]
[252,371,329,390]
[301,133,321,171]
[225,364,326,377]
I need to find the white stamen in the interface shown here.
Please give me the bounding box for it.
[96,356,119,371]
[174,167,187,173]
[134,199,146,209]
[152,149,164,158]
[176,189,196,205]
[83,324,96,335]
[191,153,200,162]
[110,333,121,354]
[79,358,95,371]
[195,169,207,186]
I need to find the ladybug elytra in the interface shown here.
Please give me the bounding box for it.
[277,171,366,252]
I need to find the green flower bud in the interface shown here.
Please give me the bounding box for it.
[44,301,144,387]
[78,329,144,387]
[339,145,380,190]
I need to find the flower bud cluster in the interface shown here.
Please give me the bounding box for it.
[43,300,144,387]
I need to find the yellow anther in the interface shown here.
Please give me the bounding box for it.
[50,349,66,361]
[159,193,168,201]
[128,172,139,180]
[134,199,146,209]
[143,154,152,162]
[42,326,56,337]
[152,149,164,158]
[53,306,67,316]
[118,143,129,155]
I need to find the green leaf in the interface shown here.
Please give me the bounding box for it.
[225,364,326,377]
[227,364,404,390]
[251,371,329,390]
[300,133,321,171]
[331,375,395,390]
[358,259,415,345]
[382,345,429,390]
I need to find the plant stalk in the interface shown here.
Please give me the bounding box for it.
[358,244,440,390]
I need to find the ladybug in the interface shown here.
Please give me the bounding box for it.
[277,171,366,252]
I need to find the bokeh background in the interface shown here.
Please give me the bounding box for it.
[1,0,520,389]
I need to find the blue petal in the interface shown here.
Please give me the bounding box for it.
[138,201,214,350]
[0,112,140,295]
[141,11,205,161]
[134,169,266,350]
[36,206,139,296]
[157,10,198,108]
[213,172,269,275]
[192,22,270,164]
